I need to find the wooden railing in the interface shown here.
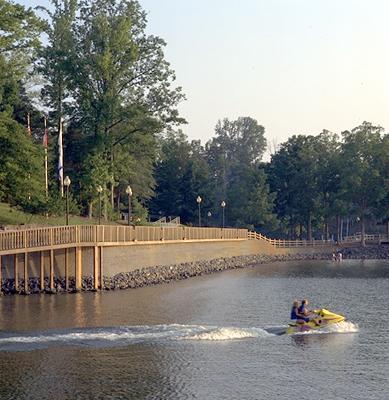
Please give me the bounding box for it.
[3,225,385,254]
[248,231,334,248]
[342,234,389,243]
[0,225,248,254]
[249,230,389,247]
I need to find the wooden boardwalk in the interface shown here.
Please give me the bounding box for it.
[0,225,385,294]
[0,225,247,294]
[0,225,247,256]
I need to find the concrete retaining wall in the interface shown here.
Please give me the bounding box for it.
[101,239,281,277]
[1,238,387,294]
[0,239,341,281]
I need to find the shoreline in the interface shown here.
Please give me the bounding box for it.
[1,246,388,295]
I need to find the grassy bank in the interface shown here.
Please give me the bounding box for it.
[0,202,111,227]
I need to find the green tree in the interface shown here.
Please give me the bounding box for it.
[376,134,389,236]
[0,0,44,114]
[0,0,43,54]
[150,131,212,224]
[268,135,320,239]
[227,164,277,230]
[50,0,185,216]
[206,117,275,229]
[314,131,346,241]
[340,122,387,246]
[38,0,77,144]
[34,0,185,218]
[0,0,46,214]
[0,116,45,211]
[206,117,267,201]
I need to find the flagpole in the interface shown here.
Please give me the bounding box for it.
[26,112,31,200]
[44,116,49,199]
[58,117,64,197]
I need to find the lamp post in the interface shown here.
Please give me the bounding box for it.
[64,176,71,225]
[97,185,103,225]
[196,196,202,227]
[207,211,212,227]
[126,185,132,226]
[221,201,226,228]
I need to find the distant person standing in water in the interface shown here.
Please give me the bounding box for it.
[333,252,343,262]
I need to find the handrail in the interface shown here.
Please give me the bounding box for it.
[342,234,387,242]
[248,230,389,247]
[248,231,335,248]
[1,225,385,253]
[0,225,248,253]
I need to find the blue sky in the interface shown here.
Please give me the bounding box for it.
[20,0,389,151]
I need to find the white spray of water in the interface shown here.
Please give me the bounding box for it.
[0,324,271,348]
[186,327,271,341]
[0,321,358,350]
[292,321,359,335]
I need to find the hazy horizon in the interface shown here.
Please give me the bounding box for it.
[20,0,389,153]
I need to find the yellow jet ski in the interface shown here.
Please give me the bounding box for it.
[286,308,345,334]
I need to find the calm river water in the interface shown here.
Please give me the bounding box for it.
[0,259,388,400]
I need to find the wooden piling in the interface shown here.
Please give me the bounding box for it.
[65,248,69,291]
[75,247,82,290]
[24,252,28,293]
[100,246,104,290]
[40,251,45,291]
[50,249,54,290]
[14,254,19,292]
[93,246,99,290]
[0,255,2,294]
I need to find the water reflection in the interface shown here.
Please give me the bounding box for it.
[0,259,387,400]
[291,332,357,350]
[74,292,87,326]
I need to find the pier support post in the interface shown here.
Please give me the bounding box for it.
[0,255,2,294]
[65,248,69,291]
[40,251,45,291]
[24,252,29,294]
[75,247,82,291]
[49,249,54,291]
[100,247,104,290]
[14,254,19,292]
[93,246,100,290]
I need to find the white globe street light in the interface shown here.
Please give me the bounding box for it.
[64,176,71,225]
[97,185,103,225]
[126,185,133,226]
[221,201,226,228]
[196,196,202,227]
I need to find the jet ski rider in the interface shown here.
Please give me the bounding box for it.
[290,300,299,322]
[296,299,313,323]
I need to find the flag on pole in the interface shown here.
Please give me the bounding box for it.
[26,113,31,136]
[43,116,48,148]
[58,117,64,196]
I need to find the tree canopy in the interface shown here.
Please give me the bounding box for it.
[0,0,388,243]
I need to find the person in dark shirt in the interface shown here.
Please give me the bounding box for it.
[297,299,313,323]
[290,300,299,322]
